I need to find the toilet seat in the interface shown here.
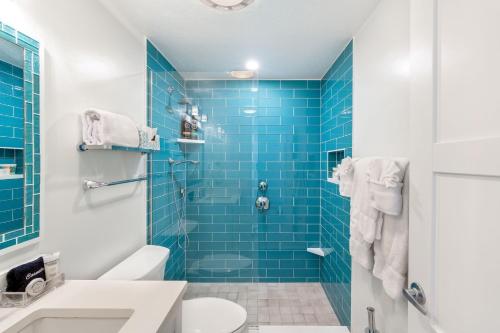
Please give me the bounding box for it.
[182,297,247,333]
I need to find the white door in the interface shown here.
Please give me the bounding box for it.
[409,0,500,332]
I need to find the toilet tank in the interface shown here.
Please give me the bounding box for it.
[98,245,170,281]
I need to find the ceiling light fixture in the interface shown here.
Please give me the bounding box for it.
[245,60,259,71]
[200,0,255,11]
[230,70,255,79]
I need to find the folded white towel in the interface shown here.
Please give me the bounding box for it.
[82,109,140,147]
[368,159,409,215]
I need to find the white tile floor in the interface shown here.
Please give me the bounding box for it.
[256,326,349,333]
[184,283,340,327]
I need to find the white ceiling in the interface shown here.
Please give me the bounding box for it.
[100,0,379,80]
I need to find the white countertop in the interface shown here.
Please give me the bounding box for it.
[0,280,187,333]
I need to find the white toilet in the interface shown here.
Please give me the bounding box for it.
[99,245,247,333]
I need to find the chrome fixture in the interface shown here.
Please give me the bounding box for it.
[83,176,147,190]
[255,196,270,211]
[166,86,175,113]
[258,180,268,192]
[168,158,199,166]
[200,0,254,11]
[403,282,427,315]
[255,180,270,212]
[178,97,193,106]
[365,307,379,333]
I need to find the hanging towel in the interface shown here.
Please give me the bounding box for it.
[372,168,409,299]
[348,158,381,269]
[82,109,140,147]
[368,158,409,216]
[336,157,355,197]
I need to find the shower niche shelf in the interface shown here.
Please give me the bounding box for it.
[78,143,159,154]
[0,174,23,181]
[327,149,345,184]
[176,138,205,144]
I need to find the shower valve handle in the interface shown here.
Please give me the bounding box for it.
[255,196,270,211]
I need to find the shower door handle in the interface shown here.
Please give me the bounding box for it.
[403,282,427,315]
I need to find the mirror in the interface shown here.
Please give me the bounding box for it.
[0,22,40,249]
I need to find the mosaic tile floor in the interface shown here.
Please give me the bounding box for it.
[184,283,340,326]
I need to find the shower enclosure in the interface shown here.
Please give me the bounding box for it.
[147,40,351,327]
[182,79,322,283]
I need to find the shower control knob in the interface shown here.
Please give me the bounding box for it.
[258,180,268,192]
[255,196,270,211]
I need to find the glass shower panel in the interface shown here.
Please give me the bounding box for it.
[184,78,322,283]
[184,79,262,282]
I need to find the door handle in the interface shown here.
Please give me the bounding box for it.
[403,282,427,315]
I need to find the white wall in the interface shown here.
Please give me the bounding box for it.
[0,0,147,278]
[352,0,410,332]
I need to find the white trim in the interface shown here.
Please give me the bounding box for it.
[0,238,39,259]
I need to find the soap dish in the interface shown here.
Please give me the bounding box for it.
[0,273,65,308]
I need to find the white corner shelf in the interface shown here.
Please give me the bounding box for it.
[307,247,333,257]
[0,174,23,180]
[176,138,205,144]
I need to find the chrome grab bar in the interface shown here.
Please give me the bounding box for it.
[83,176,147,190]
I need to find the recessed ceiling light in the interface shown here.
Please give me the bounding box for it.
[243,109,257,114]
[245,60,259,71]
[230,70,255,79]
[200,0,255,11]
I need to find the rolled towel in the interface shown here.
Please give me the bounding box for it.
[82,109,140,148]
[6,257,46,292]
[138,125,159,150]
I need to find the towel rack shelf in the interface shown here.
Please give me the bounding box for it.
[176,138,205,144]
[78,143,159,154]
[83,176,147,190]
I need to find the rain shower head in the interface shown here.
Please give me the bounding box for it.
[178,97,193,105]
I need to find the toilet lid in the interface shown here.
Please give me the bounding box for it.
[183,297,247,333]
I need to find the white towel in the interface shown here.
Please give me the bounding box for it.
[138,125,160,150]
[348,158,381,269]
[368,159,409,215]
[372,168,409,299]
[336,157,355,197]
[82,109,140,147]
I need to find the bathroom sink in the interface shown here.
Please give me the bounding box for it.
[4,308,134,333]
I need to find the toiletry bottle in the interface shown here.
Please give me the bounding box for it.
[181,110,192,139]
[43,252,60,281]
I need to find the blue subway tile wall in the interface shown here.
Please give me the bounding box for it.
[0,178,23,233]
[320,41,353,326]
[147,41,186,280]
[0,21,40,250]
[0,59,24,149]
[0,58,25,237]
[183,80,321,282]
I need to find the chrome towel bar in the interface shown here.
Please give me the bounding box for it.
[83,176,147,190]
